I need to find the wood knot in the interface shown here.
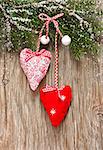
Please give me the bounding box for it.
[92,104,103,123]
[2,79,9,85]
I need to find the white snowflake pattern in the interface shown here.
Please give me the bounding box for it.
[50,108,56,116]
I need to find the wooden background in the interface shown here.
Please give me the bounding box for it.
[0,0,103,148]
[0,46,103,150]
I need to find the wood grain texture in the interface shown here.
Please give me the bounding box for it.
[0,47,103,150]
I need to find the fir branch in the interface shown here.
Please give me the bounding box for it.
[0,4,32,31]
[0,0,102,59]
[13,1,89,29]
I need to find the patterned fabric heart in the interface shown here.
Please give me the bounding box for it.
[20,48,52,91]
[40,85,72,127]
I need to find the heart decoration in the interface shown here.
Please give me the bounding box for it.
[20,48,52,91]
[40,85,72,127]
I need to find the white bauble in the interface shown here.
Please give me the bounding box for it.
[62,35,71,46]
[40,35,50,45]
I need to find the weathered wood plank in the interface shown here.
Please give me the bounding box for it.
[0,48,103,150]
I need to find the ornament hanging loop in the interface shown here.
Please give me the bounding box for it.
[38,13,64,38]
[37,13,64,89]
[36,13,64,52]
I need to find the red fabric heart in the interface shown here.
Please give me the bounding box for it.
[40,85,72,127]
[20,48,52,91]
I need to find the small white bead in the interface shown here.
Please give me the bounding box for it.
[62,35,71,46]
[40,35,50,45]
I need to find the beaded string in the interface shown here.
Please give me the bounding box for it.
[37,13,64,88]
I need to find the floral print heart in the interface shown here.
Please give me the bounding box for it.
[20,48,52,91]
[40,85,72,127]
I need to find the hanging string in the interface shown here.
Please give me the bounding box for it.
[36,23,46,52]
[37,13,64,88]
[54,31,59,88]
[37,13,63,52]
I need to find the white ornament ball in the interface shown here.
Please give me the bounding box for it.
[40,35,50,45]
[61,35,71,46]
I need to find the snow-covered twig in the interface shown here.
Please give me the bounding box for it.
[0,4,32,31]
[0,0,89,31]
[14,0,89,29]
